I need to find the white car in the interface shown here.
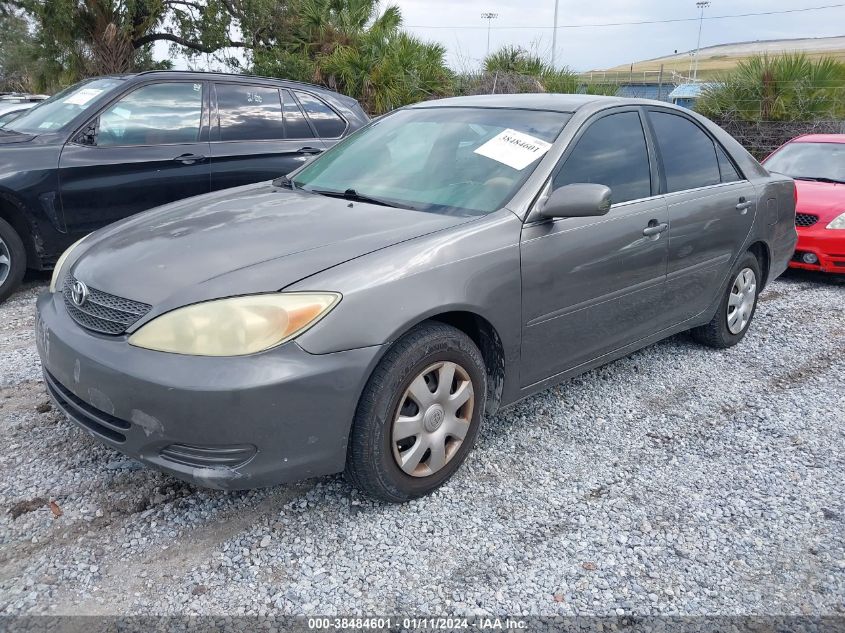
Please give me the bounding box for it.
[0,101,39,127]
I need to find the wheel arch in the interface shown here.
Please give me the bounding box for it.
[747,240,771,288]
[370,310,507,416]
[427,311,506,415]
[0,191,38,269]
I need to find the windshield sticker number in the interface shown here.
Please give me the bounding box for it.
[474,129,552,170]
[63,88,104,106]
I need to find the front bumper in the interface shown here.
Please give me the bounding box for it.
[35,291,384,490]
[789,226,845,273]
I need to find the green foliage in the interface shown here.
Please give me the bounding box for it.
[251,0,452,114]
[472,45,586,96]
[582,82,619,97]
[0,12,39,92]
[697,53,845,122]
[484,45,545,76]
[0,0,253,90]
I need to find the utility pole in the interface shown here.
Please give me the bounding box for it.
[551,0,560,70]
[481,12,498,58]
[692,1,710,81]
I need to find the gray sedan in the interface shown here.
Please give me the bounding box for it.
[35,94,797,502]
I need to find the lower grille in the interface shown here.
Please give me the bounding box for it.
[63,275,151,335]
[795,213,819,228]
[160,444,257,468]
[44,371,129,443]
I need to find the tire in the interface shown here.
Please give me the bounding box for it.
[345,321,487,503]
[691,251,762,349]
[0,217,26,304]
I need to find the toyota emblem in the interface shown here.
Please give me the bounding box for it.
[70,280,89,307]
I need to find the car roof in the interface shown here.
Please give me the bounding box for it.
[407,93,631,113]
[789,134,845,144]
[126,70,332,93]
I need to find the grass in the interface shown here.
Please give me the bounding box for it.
[590,47,845,82]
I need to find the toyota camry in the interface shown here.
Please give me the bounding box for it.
[35,94,797,502]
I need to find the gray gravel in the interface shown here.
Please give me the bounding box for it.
[1,271,843,616]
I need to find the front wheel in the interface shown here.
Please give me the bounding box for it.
[692,252,762,349]
[345,321,487,503]
[0,217,26,303]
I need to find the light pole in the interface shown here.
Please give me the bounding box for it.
[551,0,560,70]
[692,1,710,81]
[481,12,498,58]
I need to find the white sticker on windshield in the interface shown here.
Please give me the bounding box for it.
[474,129,552,170]
[63,88,104,106]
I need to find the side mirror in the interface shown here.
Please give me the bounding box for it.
[535,183,612,220]
[74,120,98,146]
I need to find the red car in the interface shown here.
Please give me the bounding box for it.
[763,134,845,274]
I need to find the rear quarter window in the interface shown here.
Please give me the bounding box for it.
[294,91,346,138]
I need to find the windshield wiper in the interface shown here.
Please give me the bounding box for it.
[794,176,845,184]
[308,188,412,209]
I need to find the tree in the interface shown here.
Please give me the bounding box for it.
[0,12,38,92]
[251,0,452,114]
[0,0,273,88]
[697,53,845,122]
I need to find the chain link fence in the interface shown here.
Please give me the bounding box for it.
[709,118,845,160]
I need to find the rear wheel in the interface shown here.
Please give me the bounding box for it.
[0,217,26,303]
[692,252,761,349]
[345,321,487,503]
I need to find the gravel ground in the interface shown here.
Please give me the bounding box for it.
[0,270,843,617]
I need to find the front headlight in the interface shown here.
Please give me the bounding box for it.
[49,237,88,293]
[128,292,341,356]
[826,212,845,229]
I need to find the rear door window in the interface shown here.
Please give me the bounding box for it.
[97,82,203,146]
[553,111,652,204]
[649,111,721,192]
[294,90,346,138]
[216,83,284,141]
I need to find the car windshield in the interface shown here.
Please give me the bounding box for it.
[293,107,570,215]
[4,78,123,135]
[764,141,845,183]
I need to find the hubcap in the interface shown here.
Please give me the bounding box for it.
[0,236,10,287]
[727,267,757,335]
[391,361,474,478]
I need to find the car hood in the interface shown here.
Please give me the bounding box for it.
[72,182,477,310]
[0,131,36,144]
[795,180,845,222]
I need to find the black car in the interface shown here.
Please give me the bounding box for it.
[0,71,369,301]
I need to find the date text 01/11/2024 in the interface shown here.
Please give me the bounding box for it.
[307,617,528,630]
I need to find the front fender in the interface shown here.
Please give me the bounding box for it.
[287,209,524,393]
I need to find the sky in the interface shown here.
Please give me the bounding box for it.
[390,0,845,71]
[168,0,845,72]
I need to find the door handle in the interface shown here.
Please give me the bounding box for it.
[173,153,206,165]
[736,197,752,213]
[642,221,669,237]
[297,146,323,155]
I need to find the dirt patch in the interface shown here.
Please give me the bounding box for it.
[769,348,844,390]
[8,497,47,520]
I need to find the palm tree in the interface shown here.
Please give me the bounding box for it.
[252,0,451,114]
[697,53,845,122]
[470,45,591,96]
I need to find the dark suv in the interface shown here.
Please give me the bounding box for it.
[0,71,369,301]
